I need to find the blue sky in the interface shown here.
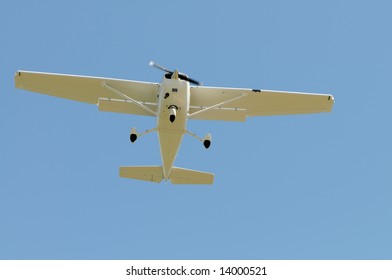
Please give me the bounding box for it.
[1,0,391,259]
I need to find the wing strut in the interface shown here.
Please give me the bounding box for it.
[102,82,157,116]
[188,93,246,119]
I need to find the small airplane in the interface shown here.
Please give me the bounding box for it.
[14,61,334,184]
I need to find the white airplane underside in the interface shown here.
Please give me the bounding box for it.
[14,62,334,185]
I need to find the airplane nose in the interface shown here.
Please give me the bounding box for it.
[171,70,179,80]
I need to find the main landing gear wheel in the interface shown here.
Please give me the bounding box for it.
[203,133,212,149]
[130,127,137,142]
[203,139,211,149]
[130,133,137,142]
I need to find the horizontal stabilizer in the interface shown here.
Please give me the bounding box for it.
[119,166,214,184]
[119,166,163,183]
[170,167,214,184]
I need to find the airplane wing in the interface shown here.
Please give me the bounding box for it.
[189,86,334,122]
[15,71,159,116]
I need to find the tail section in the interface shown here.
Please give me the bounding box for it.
[119,166,214,185]
[119,166,164,183]
[170,167,214,184]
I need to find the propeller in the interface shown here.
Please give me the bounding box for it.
[149,61,202,86]
[149,61,172,73]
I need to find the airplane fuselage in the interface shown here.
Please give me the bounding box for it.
[156,73,190,180]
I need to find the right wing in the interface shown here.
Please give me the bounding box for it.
[190,86,334,122]
[15,71,159,116]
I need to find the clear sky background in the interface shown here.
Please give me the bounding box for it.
[1,1,391,259]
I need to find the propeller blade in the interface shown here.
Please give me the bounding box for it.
[149,61,202,85]
[186,77,202,86]
[149,61,172,73]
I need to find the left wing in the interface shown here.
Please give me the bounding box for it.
[190,86,334,122]
[15,71,159,116]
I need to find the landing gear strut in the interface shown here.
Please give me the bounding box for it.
[129,127,157,143]
[168,105,178,123]
[186,131,212,149]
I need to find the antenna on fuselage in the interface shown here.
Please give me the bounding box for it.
[149,61,202,86]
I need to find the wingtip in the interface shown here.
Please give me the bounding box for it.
[14,71,22,88]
